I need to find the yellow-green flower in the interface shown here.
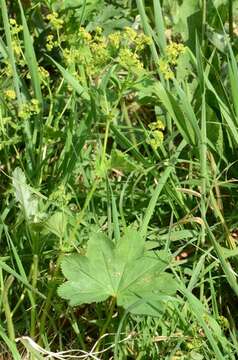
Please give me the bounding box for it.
[118,48,143,72]
[9,18,23,34]
[134,32,152,51]
[46,34,58,51]
[18,104,30,120]
[4,61,13,77]
[4,89,16,100]
[147,119,165,150]
[12,40,21,57]
[39,66,49,81]
[108,32,121,49]
[31,99,40,114]
[46,12,63,30]
[148,118,165,131]
[90,41,110,67]
[18,99,40,119]
[124,27,137,42]
[9,18,16,25]
[166,42,185,65]
[158,59,174,80]
[78,27,92,42]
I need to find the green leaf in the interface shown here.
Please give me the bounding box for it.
[53,0,100,11]
[110,149,143,173]
[87,4,131,34]
[18,0,42,105]
[12,167,38,221]
[115,227,144,261]
[43,212,67,238]
[173,0,200,41]
[48,56,90,101]
[207,26,227,53]
[58,228,176,316]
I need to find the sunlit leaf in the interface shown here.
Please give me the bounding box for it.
[58,228,177,316]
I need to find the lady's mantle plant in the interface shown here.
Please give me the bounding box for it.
[58,228,177,316]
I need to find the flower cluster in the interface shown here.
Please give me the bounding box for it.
[9,18,23,34]
[46,12,64,30]
[158,42,186,80]
[0,18,26,81]
[8,18,23,62]
[147,118,165,150]
[60,24,151,78]
[118,48,143,72]
[166,42,185,64]
[38,66,50,81]
[46,34,59,51]
[18,99,40,120]
[4,89,16,100]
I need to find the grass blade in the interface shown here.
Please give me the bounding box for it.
[18,0,42,105]
[153,0,166,54]
[48,56,90,101]
[140,140,186,239]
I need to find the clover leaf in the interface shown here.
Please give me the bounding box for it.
[58,228,177,316]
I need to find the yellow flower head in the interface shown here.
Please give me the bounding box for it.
[46,12,63,30]
[4,89,16,100]
[166,42,186,65]
[9,18,16,25]
[118,48,143,72]
[78,27,92,42]
[147,118,165,150]
[108,32,121,49]
[124,27,137,42]
[158,59,174,80]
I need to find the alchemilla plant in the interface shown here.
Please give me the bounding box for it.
[58,228,177,316]
[1,0,238,359]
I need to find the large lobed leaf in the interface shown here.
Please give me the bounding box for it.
[58,228,177,316]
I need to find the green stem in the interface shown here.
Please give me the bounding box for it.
[3,276,15,341]
[96,297,116,352]
[39,254,63,340]
[70,309,86,350]
[121,100,137,148]
[200,92,207,245]
[102,116,111,164]
[30,255,38,338]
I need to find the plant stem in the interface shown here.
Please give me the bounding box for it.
[200,92,207,245]
[39,254,63,340]
[30,254,38,338]
[121,99,137,148]
[96,297,116,352]
[3,276,15,341]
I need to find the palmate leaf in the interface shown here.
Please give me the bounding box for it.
[58,228,177,316]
